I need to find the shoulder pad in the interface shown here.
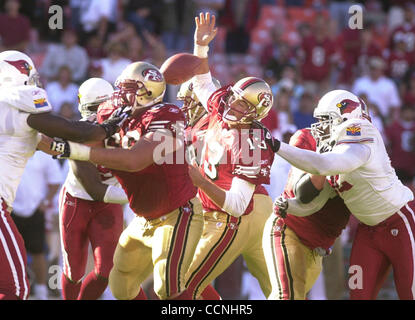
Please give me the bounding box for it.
[333,118,376,146]
[97,100,116,124]
[289,128,316,151]
[0,85,52,114]
[146,103,185,121]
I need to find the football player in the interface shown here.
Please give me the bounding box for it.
[262,127,351,300]
[177,77,221,165]
[177,79,223,301]
[50,61,204,300]
[263,89,415,300]
[59,78,131,300]
[0,50,127,300]
[183,12,274,299]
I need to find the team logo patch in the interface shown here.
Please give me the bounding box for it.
[258,92,272,108]
[336,99,360,115]
[142,68,163,82]
[34,98,48,108]
[346,125,361,136]
[5,59,32,76]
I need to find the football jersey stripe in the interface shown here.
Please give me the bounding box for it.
[337,138,374,145]
[399,205,415,299]
[274,224,293,300]
[165,203,193,296]
[266,215,284,300]
[59,187,72,280]
[0,203,20,298]
[186,215,240,299]
[239,78,262,90]
[0,199,28,299]
[280,225,294,299]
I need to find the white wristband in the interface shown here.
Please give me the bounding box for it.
[68,141,91,161]
[193,44,209,59]
[103,185,129,204]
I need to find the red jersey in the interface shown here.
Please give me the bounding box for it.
[197,86,274,215]
[97,102,197,220]
[300,35,336,82]
[386,50,413,80]
[281,129,351,251]
[389,24,415,53]
[385,120,415,177]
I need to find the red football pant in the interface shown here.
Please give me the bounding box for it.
[59,188,123,300]
[349,201,415,300]
[0,198,29,300]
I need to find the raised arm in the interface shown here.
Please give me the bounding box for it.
[192,12,218,110]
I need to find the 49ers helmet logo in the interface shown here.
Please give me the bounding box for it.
[142,68,163,82]
[336,99,360,115]
[5,59,32,76]
[258,92,272,107]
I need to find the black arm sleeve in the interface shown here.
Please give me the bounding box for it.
[294,174,322,204]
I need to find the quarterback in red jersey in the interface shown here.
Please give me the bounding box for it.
[51,61,204,300]
[182,13,275,299]
[263,128,350,300]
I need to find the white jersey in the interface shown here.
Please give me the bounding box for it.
[0,85,52,207]
[330,118,414,226]
[63,155,121,201]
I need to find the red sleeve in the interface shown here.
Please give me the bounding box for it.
[207,85,232,116]
[289,128,316,151]
[97,100,116,124]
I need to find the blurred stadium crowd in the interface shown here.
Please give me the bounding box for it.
[0,0,414,300]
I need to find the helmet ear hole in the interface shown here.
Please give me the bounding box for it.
[147,91,152,96]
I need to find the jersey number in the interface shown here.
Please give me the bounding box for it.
[203,141,224,180]
[329,175,353,194]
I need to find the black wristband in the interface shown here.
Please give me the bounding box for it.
[272,139,281,153]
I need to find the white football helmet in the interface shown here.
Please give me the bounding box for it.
[0,50,40,87]
[311,89,369,144]
[78,78,114,119]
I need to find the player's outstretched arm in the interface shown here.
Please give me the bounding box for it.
[28,112,107,143]
[277,142,370,176]
[192,12,218,110]
[194,11,217,74]
[50,130,183,172]
[27,107,130,143]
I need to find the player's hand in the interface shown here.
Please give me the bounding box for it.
[273,196,288,218]
[100,106,132,138]
[50,138,91,161]
[188,160,205,188]
[194,12,218,46]
[50,138,70,159]
[252,120,281,152]
[316,139,335,154]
